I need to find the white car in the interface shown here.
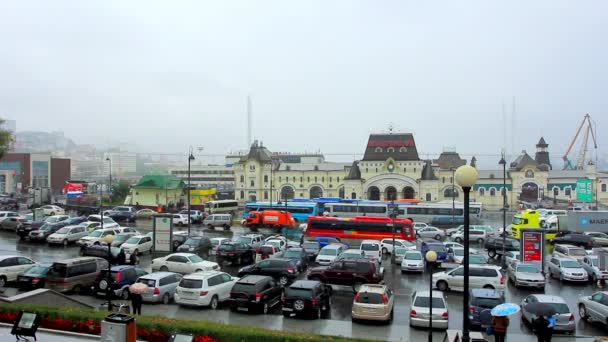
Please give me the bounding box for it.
[447,247,466,264]
[504,251,521,265]
[210,238,230,251]
[121,235,153,255]
[40,205,65,216]
[547,256,588,282]
[152,253,220,274]
[413,222,430,231]
[315,244,345,265]
[0,256,36,287]
[433,265,505,292]
[401,251,425,273]
[443,241,464,249]
[85,215,120,229]
[360,240,382,263]
[172,214,190,227]
[380,238,416,254]
[76,228,120,247]
[174,271,238,309]
[47,225,88,245]
[409,290,449,329]
[265,239,286,252]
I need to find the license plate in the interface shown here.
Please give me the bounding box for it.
[18,277,26,282]
[237,307,248,312]
[408,264,417,267]
[283,308,293,312]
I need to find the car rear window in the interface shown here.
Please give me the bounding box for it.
[427,244,447,253]
[260,246,274,254]
[548,303,570,314]
[138,278,156,287]
[179,278,203,289]
[231,283,256,294]
[361,244,379,251]
[218,244,235,251]
[472,297,502,308]
[286,287,312,298]
[414,296,445,308]
[356,292,384,304]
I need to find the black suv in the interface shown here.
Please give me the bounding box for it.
[279,247,309,272]
[484,236,520,258]
[282,280,331,319]
[93,265,148,299]
[177,236,212,257]
[550,233,596,249]
[307,258,383,292]
[237,258,299,286]
[229,275,282,314]
[216,242,255,265]
[469,289,505,329]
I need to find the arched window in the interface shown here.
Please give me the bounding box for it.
[490,188,496,197]
[525,170,534,178]
[240,191,244,199]
[553,187,559,196]
[264,175,268,183]
[387,147,395,153]
[351,192,357,199]
[375,147,383,153]
[565,187,572,197]
[444,188,459,198]
[281,186,295,200]
[399,147,407,153]
[479,188,485,196]
[602,183,607,192]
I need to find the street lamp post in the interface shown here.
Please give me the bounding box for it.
[390,200,396,264]
[499,154,507,269]
[106,158,112,203]
[103,234,114,312]
[187,148,195,236]
[270,161,273,208]
[451,167,456,226]
[425,250,438,342]
[455,165,479,342]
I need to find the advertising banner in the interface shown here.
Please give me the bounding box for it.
[576,179,593,202]
[520,229,545,270]
[153,215,173,253]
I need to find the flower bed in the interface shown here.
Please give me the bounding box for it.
[0,303,371,342]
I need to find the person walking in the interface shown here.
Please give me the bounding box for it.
[115,249,126,265]
[131,292,143,315]
[532,315,550,342]
[129,251,139,265]
[491,315,509,342]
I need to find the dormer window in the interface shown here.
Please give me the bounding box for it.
[387,147,395,153]
[375,147,383,153]
[525,170,534,178]
[399,147,407,153]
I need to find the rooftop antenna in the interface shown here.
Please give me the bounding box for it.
[247,96,252,148]
[511,96,516,161]
[388,122,394,134]
[502,100,506,160]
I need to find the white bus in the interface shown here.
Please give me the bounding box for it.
[205,200,239,215]
[324,202,389,217]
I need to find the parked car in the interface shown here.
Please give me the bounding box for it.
[581,255,608,283]
[172,214,190,227]
[46,257,108,293]
[235,234,265,249]
[175,271,238,309]
[547,256,588,283]
[47,225,88,246]
[316,244,346,265]
[0,255,36,287]
[469,254,489,265]
[315,236,345,248]
[338,249,366,261]
[301,241,322,261]
[584,232,608,247]
[216,242,256,266]
[451,230,488,244]
[506,261,545,289]
[237,258,299,286]
[433,265,505,292]
[447,247,466,264]
[40,205,65,216]
[111,233,138,247]
[393,248,409,265]
[409,290,449,329]
[360,240,382,263]
[179,210,203,224]
[258,245,279,260]
[380,238,415,254]
[577,291,608,325]
[430,216,463,228]
[352,284,395,323]
[504,251,520,265]
[521,294,575,334]
[152,253,220,274]
[210,237,230,252]
[279,247,308,272]
[107,206,137,223]
[413,222,431,230]
[203,214,232,230]
[0,214,26,231]
[17,264,51,289]
[136,272,183,304]
[28,222,64,242]
[551,233,597,249]
[443,241,464,249]
[121,235,154,256]
[18,214,70,239]
[421,240,448,262]
[135,209,157,220]
[484,236,520,259]
[93,265,148,299]
[308,259,384,292]
[228,275,283,314]
[416,227,446,240]
[282,280,331,319]
[80,244,121,264]
[85,215,120,229]
[553,244,587,262]
[76,228,120,247]
[469,289,505,330]
[401,251,424,273]
[177,236,212,257]
[265,239,286,253]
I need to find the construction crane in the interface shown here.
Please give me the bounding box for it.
[562,113,598,170]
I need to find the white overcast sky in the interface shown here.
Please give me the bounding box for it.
[1,1,607,166]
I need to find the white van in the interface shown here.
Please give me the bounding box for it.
[359,240,382,263]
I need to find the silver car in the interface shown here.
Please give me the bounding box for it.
[416,227,445,240]
[521,294,575,333]
[580,255,608,282]
[136,272,183,304]
[506,261,545,289]
[409,290,449,329]
[547,256,588,283]
[578,291,608,325]
[401,251,424,273]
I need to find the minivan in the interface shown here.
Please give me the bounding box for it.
[203,214,232,230]
[433,265,505,292]
[136,272,183,304]
[359,240,382,263]
[46,257,108,293]
[47,225,88,246]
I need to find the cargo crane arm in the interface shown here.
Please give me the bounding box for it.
[562,113,598,170]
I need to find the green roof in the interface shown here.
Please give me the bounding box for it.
[133,175,185,189]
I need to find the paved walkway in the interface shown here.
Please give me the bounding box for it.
[0,325,98,341]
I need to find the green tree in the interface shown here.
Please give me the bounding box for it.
[0,119,14,159]
[111,180,131,204]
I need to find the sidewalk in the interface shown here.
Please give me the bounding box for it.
[0,325,99,341]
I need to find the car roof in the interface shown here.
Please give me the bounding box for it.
[555,244,581,249]
[471,288,502,298]
[342,249,363,253]
[167,253,196,257]
[0,255,25,260]
[237,275,271,284]
[183,270,223,279]
[110,265,137,271]
[358,284,387,294]
[321,244,343,250]
[289,280,320,289]
[423,239,442,245]
[554,256,578,261]
[532,295,567,304]
[414,290,444,298]
[361,240,381,244]
[140,272,177,280]
[405,250,422,255]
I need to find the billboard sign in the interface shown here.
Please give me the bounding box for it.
[153,215,173,253]
[576,179,593,202]
[520,229,545,270]
[566,211,608,232]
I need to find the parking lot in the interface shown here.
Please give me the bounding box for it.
[1,216,607,341]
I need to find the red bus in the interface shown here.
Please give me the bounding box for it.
[305,216,415,241]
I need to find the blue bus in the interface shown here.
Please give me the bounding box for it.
[243,201,318,223]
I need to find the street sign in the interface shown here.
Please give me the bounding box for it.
[153,215,173,253]
[576,179,593,202]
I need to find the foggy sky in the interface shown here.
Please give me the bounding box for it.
[1,1,607,167]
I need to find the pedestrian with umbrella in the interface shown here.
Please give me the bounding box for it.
[490,303,520,342]
[523,302,557,342]
[129,283,148,315]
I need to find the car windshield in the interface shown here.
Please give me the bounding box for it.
[188,255,203,263]
[103,218,114,224]
[302,242,319,249]
[40,224,53,231]
[569,249,586,256]
[414,296,445,308]
[517,265,540,273]
[211,239,221,246]
[319,249,337,256]
[125,237,140,244]
[562,260,581,268]
[56,227,70,234]
[283,250,301,258]
[512,217,525,225]
[27,266,50,275]
[590,258,598,266]
[406,252,422,260]
[184,238,200,246]
[179,278,203,289]
[401,241,415,247]
[236,237,251,244]
[88,231,103,237]
[286,287,312,298]
[472,297,502,308]
[427,244,446,253]
[546,303,570,314]
[361,244,379,251]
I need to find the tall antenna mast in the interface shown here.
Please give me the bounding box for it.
[247,96,252,148]
[511,96,516,159]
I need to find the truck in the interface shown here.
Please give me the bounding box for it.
[510,209,558,240]
[563,211,608,233]
[244,210,295,231]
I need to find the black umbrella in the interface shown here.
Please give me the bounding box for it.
[524,302,557,317]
